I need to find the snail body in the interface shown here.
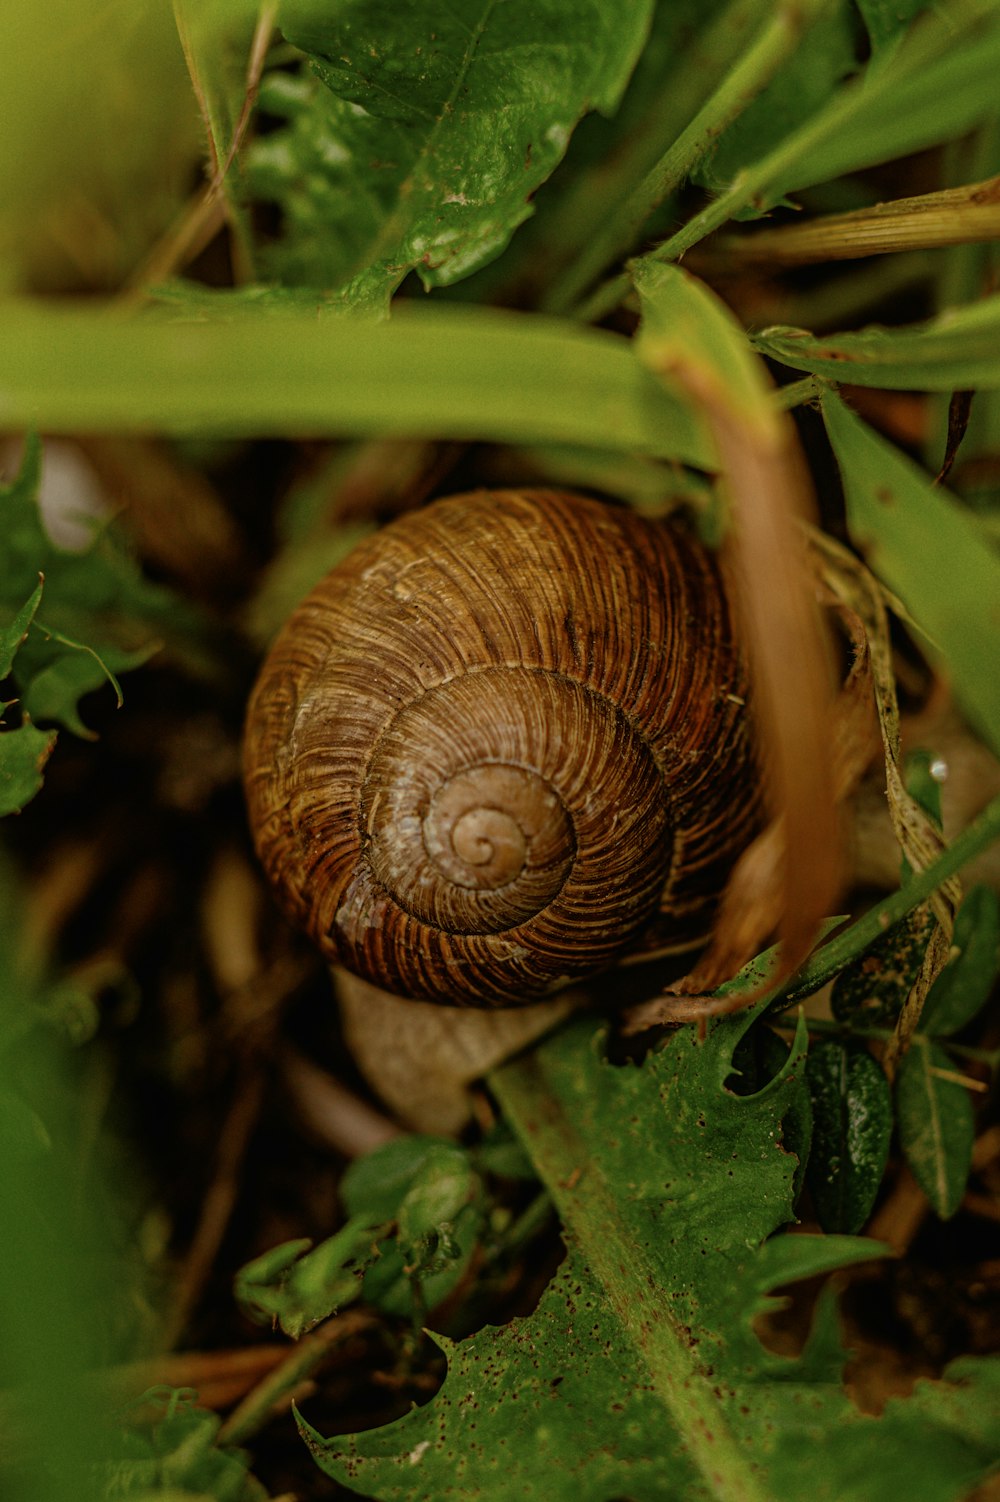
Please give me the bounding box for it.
[243,489,760,1006]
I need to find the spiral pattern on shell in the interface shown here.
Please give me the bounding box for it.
[243,489,760,1006]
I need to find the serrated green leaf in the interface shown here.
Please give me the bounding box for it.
[753,293,1000,390]
[896,1036,975,1218]
[21,640,156,738]
[805,1040,892,1233]
[0,720,58,817]
[919,885,1000,1037]
[821,388,1000,754]
[0,577,43,679]
[298,1014,915,1501]
[261,0,653,304]
[0,435,201,741]
[0,297,713,467]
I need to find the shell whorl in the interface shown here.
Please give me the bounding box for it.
[243,489,759,1006]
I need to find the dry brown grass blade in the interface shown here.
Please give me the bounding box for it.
[666,386,841,990]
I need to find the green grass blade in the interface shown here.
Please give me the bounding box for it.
[0,298,712,467]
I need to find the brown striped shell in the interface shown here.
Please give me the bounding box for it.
[243,489,760,1007]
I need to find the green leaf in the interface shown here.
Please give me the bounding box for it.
[805,1040,892,1233]
[261,0,653,304]
[753,293,1000,390]
[21,639,155,738]
[919,885,1000,1037]
[235,1222,381,1338]
[0,297,713,467]
[821,388,1000,754]
[692,1,860,209]
[0,577,43,679]
[299,1014,919,1500]
[830,909,932,1025]
[101,1390,270,1502]
[854,0,932,55]
[651,0,1000,260]
[0,720,58,817]
[896,1036,975,1218]
[0,434,200,742]
[341,1137,485,1321]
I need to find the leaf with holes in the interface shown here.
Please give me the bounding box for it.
[297,1013,1000,1501]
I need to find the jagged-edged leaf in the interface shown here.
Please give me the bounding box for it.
[298,1013,944,1501]
[21,640,155,738]
[821,388,1000,754]
[896,1036,975,1219]
[919,885,1000,1037]
[805,1040,893,1233]
[255,0,654,304]
[754,293,1000,390]
[0,297,713,468]
[0,436,200,742]
[0,720,58,817]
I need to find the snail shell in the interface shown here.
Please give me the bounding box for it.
[243,489,760,1007]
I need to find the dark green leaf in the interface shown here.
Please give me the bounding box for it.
[805,1040,892,1233]
[0,577,43,679]
[831,908,933,1026]
[822,388,1000,755]
[0,720,58,817]
[896,1036,975,1218]
[754,293,1000,390]
[261,0,654,304]
[919,885,1000,1037]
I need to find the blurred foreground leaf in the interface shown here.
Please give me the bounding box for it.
[0,299,712,466]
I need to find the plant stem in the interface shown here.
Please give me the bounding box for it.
[545,0,825,316]
[780,792,1000,1007]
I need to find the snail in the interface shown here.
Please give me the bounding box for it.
[243,488,762,1009]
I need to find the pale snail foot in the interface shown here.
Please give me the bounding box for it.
[334,968,580,1134]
